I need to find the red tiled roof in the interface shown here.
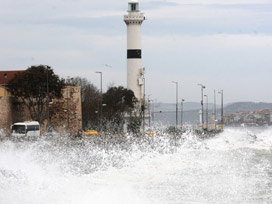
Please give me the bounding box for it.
[0,70,25,85]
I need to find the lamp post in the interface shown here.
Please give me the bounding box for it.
[4,73,7,96]
[149,99,155,126]
[96,71,102,128]
[45,65,50,130]
[66,85,70,133]
[141,67,146,134]
[218,90,224,129]
[181,99,185,129]
[214,89,217,129]
[148,95,152,128]
[143,76,146,133]
[198,84,205,129]
[204,95,208,130]
[142,68,145,103]
[172,81,178,128]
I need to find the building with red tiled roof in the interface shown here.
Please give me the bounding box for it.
[0,70,25,86]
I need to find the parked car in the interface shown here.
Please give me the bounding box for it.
[84,129,98,136]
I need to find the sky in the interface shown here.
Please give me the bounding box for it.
[0,0,272,104]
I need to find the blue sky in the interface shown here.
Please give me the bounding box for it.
[0,0,272,104]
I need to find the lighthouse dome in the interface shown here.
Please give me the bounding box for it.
[128,0,139,11]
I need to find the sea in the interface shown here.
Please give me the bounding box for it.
[0,127,272,204]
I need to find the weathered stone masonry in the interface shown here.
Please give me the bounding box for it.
[0,86,82,135]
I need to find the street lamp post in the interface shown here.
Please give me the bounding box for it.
[198,84,206,129]
[148,95,152,128]
[181,99,185,129]
[172,81,178,128]
[141,68,146,134]
[45,65,50,130]
[143,76,146,133]
[96,71,102,128]
[142,68,145,103]
[66,86,70,133]
[149,99,155,126]
[214,89,217,129]
[218,90,224,129]
[204,95,208,130]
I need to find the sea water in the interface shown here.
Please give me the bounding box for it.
[0,127,272,204]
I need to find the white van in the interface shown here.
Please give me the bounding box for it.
[11,121,40,137]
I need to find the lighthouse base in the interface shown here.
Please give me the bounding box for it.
[123,101,150,135]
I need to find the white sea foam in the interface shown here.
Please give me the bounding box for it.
[0,127,271,204]
[205,127,272,150]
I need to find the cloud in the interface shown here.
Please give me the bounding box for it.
[144,2,272,35]
[0,0,272,102]
[141,1,179,9]
[170,0,271,5]
[142,34,272,102]
[143,33,272,74]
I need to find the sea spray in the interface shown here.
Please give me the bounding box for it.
[0,127,272,204]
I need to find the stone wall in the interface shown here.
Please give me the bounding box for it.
[0,96,31,133]
[49,86,82,135]
[0,96,13,132]
[0,85,82,136]
[12,100,32,124]
[0,86,11,97]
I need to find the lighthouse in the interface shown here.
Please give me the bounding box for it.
[124,0,145,101]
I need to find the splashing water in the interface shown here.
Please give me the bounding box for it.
[0,127,272,204]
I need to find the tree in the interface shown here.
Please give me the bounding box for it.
[8,65,65,123]
[102,86,137,132]
[66,77,100,129]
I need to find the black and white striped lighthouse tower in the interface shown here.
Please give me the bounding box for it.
[124,0,145,101]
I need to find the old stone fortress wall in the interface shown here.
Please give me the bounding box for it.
[0,70,82,135]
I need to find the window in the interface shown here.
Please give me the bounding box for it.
[12,125,26,134]
[129,3,138,11]
[131,3,136,11]
[27,125,40,131]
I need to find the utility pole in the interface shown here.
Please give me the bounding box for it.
[148,95,151,128]
[45,65,50,131]
[67,85,70,134]
[150,99,155,125]
[172,81,178,128]
[204,95,208,130]
[181,99,185,129]
[96,71,102,129]
[218,90,224,129]
[142,69,146,133]
[214,89,217,129]
[198,84,205,129]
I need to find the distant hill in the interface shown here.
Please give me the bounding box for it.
[151,102,272,125]
[153,102,272,113]
[225,102,272,113]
